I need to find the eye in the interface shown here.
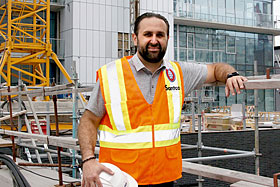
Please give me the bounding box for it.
[144,32,152,37]
[157,33,164,37]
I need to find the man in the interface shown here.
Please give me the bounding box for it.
[78,12,247,187]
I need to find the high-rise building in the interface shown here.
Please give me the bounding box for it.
[174,0,280,111]
[51,0,280,111]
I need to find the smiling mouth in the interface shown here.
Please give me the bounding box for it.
[148,47,160,52]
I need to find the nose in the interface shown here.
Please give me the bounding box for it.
[150,34,158,45]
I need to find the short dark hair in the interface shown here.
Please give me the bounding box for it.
[134,12,170,36]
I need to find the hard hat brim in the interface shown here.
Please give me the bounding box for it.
[122,171,138,187]
[100,162,138,187]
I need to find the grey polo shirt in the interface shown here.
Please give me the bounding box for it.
[86,54,208,117]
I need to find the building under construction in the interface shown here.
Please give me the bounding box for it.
[0,0,280,186]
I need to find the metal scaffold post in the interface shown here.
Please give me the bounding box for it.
[191,91,196,132]
[196,89,204,186]
[254,60,260,175]
[71,60,79,178]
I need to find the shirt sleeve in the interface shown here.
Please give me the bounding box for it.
[178,62,208,96]
[85,80,106,117]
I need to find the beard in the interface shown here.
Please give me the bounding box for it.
[138,41,167,63]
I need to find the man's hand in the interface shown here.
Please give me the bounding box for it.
[225,76,247,97]
[82,159,114,187]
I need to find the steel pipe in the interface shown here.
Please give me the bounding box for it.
[181,144,252,154]
[181,144,197,150]
[53,94,63,186]
[18,163,71,167]
[8,86,16,162]
[2,111,73,115]
[182,152,255,162]
[201,145,252,154]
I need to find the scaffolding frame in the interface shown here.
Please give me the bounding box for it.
[184,72,280,186]
[0,82,91,186]
[0,76,279,186]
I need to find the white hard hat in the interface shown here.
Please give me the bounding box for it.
[98,163,138,187]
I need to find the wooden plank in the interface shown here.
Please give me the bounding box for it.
[230,181,269,187]
[0,88,44,96]
[55,144,80,151]
[43,83,74,91]
[244,79,280,90]
[203,75,280,87]
[76,86,94,93]
[0,129,78,147]
[0,138,12,147]
[0,86,94,97]
[44,88,74,96]
[247,74,280,80]
[0,129,47,142]
[0,87,18,93]
[44,87,93,96]
[0,110,27,122]
[182,161,276,186]
[48,136,79,146]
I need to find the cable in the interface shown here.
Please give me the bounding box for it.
[0,154,31,187]
[17,165,81,184]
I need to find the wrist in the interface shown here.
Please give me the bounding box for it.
[82,155,96,166]
[226,71,239,80]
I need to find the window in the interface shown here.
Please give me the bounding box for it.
[187,33,195,61]
[118,32,130,58]
[226,36,236,54]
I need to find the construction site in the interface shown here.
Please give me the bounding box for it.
[0,0,280,186]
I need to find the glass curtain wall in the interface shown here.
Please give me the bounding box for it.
[174,24,274,111]
[174,0,273,28]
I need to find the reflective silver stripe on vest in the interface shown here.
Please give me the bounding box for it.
[99,130,153,143]
[105,60,126,131]
[154,128,180,142]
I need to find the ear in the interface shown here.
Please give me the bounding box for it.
[132,33,137,46]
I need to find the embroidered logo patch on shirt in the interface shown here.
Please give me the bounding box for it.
[166,69,176,82]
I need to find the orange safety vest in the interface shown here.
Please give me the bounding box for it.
[97,56,184,185]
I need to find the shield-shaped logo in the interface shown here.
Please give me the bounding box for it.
[166,69,176,82]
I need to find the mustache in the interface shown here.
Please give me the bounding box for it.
[146,43,162,50]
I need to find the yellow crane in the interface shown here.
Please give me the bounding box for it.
[0,0,72,87]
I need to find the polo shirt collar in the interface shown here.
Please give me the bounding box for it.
[130,54,167,72]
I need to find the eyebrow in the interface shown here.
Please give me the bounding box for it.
[142,31,166,35]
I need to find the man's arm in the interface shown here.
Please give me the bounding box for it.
[78,110,113,187]
[78,110,101,159]
[206,63,247,97]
